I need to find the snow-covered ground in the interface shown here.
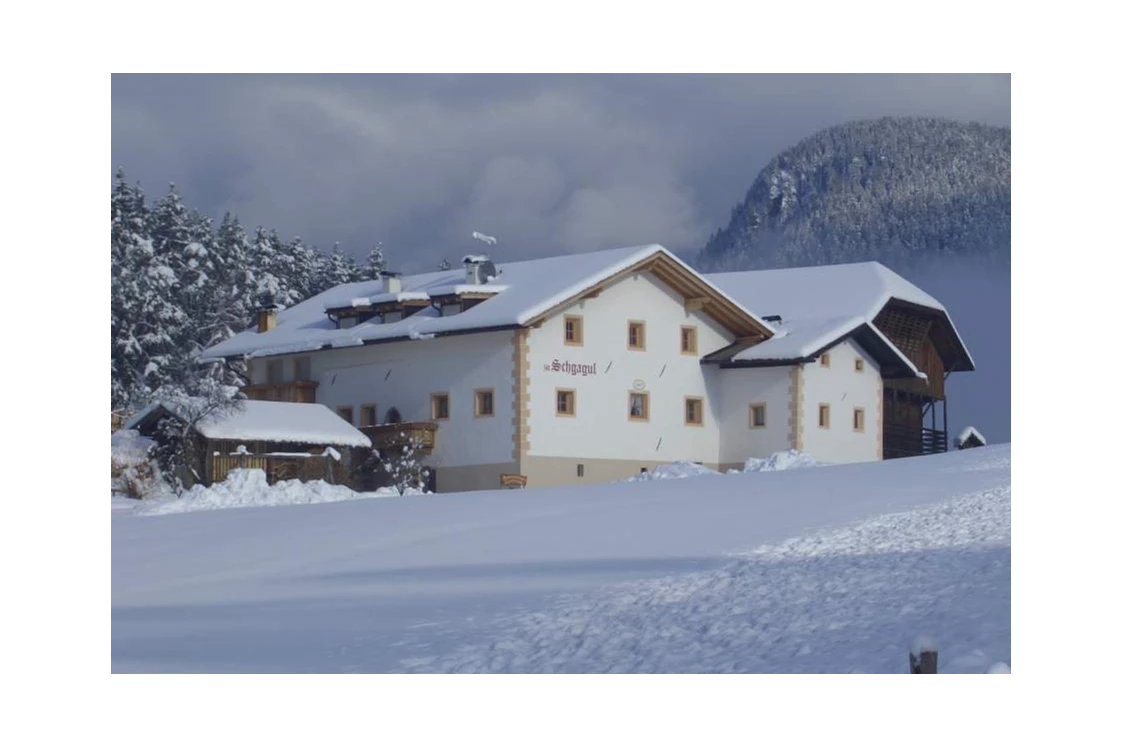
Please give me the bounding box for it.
[112,445,1010,673]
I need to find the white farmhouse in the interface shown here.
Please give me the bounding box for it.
[199,245,974,492]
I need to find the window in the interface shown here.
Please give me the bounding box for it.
[854,358,865,373]
[266,359,284,384]
[685,397,704,426]
[339,316,358,329]
[360,404,378,427]
[383,311,403,324]
[440,302,462,317]
[853,407,865,433]
[819,403,831,429]
[627,320,646,351]
[820,353,831,367]
[750,403,767,429]
[295,357,312,381]
[564,315,584,346]
[681,326,697,355]
[474,389,495,417]
[577,463,585,477]
[629,392,650,421]
[336,406,354,425]
[431,393,450,420]
[556,388,576,417]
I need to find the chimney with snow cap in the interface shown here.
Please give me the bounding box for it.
[463,254,497,285]
[380,270,402,294]
[257,293,280,333]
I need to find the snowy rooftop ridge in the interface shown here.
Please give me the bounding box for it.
[706,261,973,372]
[125,400,372,448]
[198,244,774,361]
[955,426,987,447]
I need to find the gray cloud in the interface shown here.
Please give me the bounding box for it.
[112,74,1010,271]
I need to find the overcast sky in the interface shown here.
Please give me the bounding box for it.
[112,74,1010,272]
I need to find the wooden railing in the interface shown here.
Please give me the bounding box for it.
[359,421,438,452]
[884,424,947,459]
[241,380,319,403]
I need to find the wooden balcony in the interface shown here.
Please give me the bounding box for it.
[884,424,948,459]
[241,380,319,403]
[359,421,438,452]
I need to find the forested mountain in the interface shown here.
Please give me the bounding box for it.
[110,170,385,411]
[694,117,1010,272]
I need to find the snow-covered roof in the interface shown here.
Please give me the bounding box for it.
[198,244,774,361]
[955,426,987,447]
[706,262,973,372]
[126,400,371,448]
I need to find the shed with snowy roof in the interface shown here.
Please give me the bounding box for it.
[124,399,371,488]
[954,426,987,450]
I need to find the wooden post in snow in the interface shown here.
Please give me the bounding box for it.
[909,636,938,674]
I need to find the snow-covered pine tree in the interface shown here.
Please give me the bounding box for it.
[111,173,190,409]
[314,243,367,294]
[366,242,386,281]
[380,437,431,495]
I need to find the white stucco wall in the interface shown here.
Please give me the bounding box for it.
[248,330,516,468]
[525,271,734,464]
[716,365,795,465]
[800,338,883,464]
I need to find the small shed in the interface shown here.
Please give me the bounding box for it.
[954,426,987,450]
[124,400,372,488]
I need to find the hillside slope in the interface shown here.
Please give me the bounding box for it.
[113,445,1011,673]
[695,117,1010,272]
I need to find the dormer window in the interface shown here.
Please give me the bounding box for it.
[383,311,403,324]
[440,303,463,317]
[339,316,358,329]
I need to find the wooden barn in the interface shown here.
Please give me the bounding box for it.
[123,400,372,489]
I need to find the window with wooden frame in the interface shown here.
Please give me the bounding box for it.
[685,397,704,426]
[430,393,450,420]
[360,404,378,427]
[628,391,650,421]
[854,358,865,373]
[556,388,576,417]
[750,402,767,429]
[564,315,584,346]
[853,407,865,433]
[820,352,831,367]
[474,389,495,417]
[819,403,831,429]
[294,356,312,381]
[627,320,646,351]
[336,406,354,425]
[266,359,284,384]
[680,326,698,355]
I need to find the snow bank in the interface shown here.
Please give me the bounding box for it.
[133,468,416,516]
[740,450,823,472]
[626,461,719,481]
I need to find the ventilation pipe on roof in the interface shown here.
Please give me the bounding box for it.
[463,254,497,285]
[380,270,402,294]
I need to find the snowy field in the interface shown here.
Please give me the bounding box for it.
[112,445,1010,673]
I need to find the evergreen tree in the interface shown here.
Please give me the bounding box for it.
[365,242,386,280]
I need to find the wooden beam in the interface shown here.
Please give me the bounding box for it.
[685,297,707,311]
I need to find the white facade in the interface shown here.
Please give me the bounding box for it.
[249,331,517,471]
[525,271,733,467]
[717,365,795,466]
[799,339,883,464]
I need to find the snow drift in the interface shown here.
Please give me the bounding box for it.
[132,468,420,516]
